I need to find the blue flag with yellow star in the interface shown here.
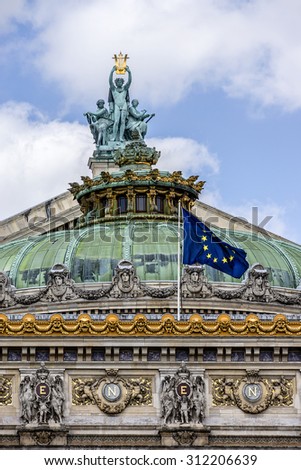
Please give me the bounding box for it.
[182,208,249,279]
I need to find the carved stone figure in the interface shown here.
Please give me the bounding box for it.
[19,363,65,425]
[38,401,49,424]
[161,377,177,425]
[161,363,205,426]
[84,99,112,147]
[51,376,65,423]
[45,264,75,302]
[0,271,15,307]
[179,395,190,424]
[192,376,205,423]
[20,375,35,423]
[181,266,212,298]
[242,264,274,302]
[110,260,141,298]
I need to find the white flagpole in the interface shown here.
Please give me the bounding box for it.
[177,200,181,321]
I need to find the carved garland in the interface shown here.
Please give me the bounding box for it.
[1,262,301,309]
[0,312,301,337]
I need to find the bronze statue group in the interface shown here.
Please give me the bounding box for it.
[84,65,155,147]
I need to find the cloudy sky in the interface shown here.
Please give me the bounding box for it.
[1,0,301,244]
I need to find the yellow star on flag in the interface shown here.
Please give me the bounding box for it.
[222,257,228,263]
[203,245,208,251]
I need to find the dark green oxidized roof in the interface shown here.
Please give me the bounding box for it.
[0,220,300,289]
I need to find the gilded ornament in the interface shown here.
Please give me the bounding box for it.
[72,372,152,412]
[112,52,129,75]
[1,311,301,337]
[212,371,294,413]
[0,376,12,406]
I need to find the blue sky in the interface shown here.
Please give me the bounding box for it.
[1,0,301,244]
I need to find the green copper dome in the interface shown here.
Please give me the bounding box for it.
[0,220,300,289]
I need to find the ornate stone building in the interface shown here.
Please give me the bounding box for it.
[1,56,301,448]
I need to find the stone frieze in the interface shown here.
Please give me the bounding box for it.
[1,262,301,309]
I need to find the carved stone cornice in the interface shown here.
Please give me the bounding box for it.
[69,169,205,200]
[209,435,301,448]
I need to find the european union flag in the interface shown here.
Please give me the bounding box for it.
[183,208,249,279]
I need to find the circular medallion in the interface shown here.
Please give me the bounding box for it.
[242,383,262,402]
[35,382,50,399]
[102,383,122,402]
[176,382,191,397]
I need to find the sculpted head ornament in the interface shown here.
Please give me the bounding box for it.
[22,313,36,332]
[0,314,8,333]
[78,314,92,333]
[50,314,64,332]
[218,314,231,332]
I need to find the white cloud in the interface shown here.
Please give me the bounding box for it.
[0,100,299,244]
[0,102,91,220]
[0,0,27,34]
[148,137,219,175]
[3,0,301,111]
[0,100,218,220]
[201,189,298,243]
